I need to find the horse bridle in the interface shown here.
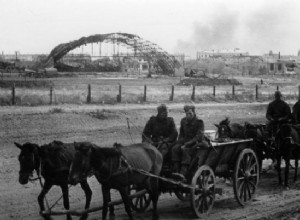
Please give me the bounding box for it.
[19,148,41,182]
[217,124,232,138]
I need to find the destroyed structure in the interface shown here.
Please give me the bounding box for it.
[43,33,181,75]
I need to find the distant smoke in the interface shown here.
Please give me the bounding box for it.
[175,6,239,57]
[175,1,297,57]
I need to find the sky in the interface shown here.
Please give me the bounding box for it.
[1,0,300,58]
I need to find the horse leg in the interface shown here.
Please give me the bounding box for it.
[61,183,72,220]
[108,189,115,217]
[101,185,111,220]
[149,178,159,220]
[294,159,299,182]
[119,186,133,220]
[37,181,53,220]
[284,157,290,188]
[79,180,92,220]
[276,155,282,186]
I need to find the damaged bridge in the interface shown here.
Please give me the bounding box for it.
[44,33,181,74]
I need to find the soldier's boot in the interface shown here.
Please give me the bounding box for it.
[173,162,180,173]
[180,165,189,176]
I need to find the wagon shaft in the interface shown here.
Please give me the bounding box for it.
[42,189,147,216]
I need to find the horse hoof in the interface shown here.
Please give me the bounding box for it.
[40,211,53,220]
[151,213,159,220]
[79,213,89,220]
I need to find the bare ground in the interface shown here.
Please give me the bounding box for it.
[1,103,300,220]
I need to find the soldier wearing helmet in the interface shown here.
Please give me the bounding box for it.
[172,105,209,176]
[142,104,178,158]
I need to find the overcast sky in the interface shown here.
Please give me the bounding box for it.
[1,0,300,58]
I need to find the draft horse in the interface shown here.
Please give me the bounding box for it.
[215,117,245,139]
[15,141,92,220]
[68,142,163,220]
[276,123,300,188]
[244,122,277,172]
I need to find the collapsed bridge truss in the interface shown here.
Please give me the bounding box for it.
[44,33,181,74]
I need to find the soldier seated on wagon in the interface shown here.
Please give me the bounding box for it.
[172,105,209,176]
[142,104,178,160]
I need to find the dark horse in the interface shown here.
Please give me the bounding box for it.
[68,142,163,220]
[276,123,300,188]
[215,117,245,139]
[244,122,276,172]
[15,141,92,220]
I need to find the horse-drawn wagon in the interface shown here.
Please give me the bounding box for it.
[129,138,259,218]
[21,137,258,219]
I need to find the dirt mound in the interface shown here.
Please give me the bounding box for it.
[178,77,242,86]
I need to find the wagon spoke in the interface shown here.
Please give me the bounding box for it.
[246,154,254,168]
[248,179,257,190]
[205,172,212,184]
[249,161,258,172]
[237,176,245,181]
[238,181,245,200]
[140,196,143,208]
[244,182,248,201]
[203,196,209,211]
[143,195,147,204]
[134,198,139,207]
[246,182,252,199]
[196,195,204,211]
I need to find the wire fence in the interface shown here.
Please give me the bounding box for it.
[2,83,300,106]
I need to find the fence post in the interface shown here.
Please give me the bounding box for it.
[143,85,147,102]
[256,84,258,100]
[191,85,195,101]
[232,85,235,99]
[170,84,174,101]
[213,85,216,96]
[50,86,53,105]
[117,84,122,103]
[12,83,15,105]
[87,84,91,103]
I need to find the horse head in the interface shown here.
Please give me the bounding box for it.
[244,122,261,139]
[68,142,94,185]
[278,123,294,147]
[14,142,40,185]
[215,118,232,138]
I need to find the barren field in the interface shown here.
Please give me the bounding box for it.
[2,101,300,220]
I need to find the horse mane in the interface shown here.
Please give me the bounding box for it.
[40,141,73,167]
[95,147,122,158]
[220,117,230,126]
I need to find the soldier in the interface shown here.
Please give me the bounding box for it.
[292,97,300,124]
[172,105,209,176]
[142,104,178,158]
[266,91,292,137]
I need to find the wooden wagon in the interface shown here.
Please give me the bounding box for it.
[130,138,259,218]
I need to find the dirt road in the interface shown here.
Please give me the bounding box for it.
[1,103,300,220]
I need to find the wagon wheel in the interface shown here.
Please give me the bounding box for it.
[175,190,190,201]
[233,148,259,206]
[129,185,151,212]
[190,165,215,218]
